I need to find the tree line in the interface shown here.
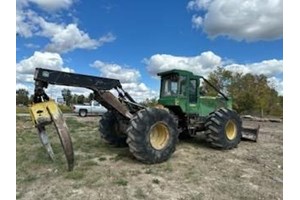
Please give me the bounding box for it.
[203,67,282,117]
[16,88,95,106]
[60,89,95,106]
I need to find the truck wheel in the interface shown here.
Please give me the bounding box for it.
[126,108,178,164]
[79,109,87,117]
[205,108,242,149]
[99,111,127,147]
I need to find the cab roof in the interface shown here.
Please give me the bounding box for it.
[157,69,201,79]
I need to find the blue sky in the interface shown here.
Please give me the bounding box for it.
[16,0,283,101]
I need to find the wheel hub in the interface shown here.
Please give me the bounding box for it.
[225,120,237,140]
[149,122,170,150]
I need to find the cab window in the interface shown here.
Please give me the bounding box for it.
[189,79,197,103]
[179,76,187,96]
[161,74,179,97]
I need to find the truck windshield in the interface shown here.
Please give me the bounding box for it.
[161,74,180,97]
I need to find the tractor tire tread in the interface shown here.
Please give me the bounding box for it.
[205,108,242,149]
[126,108,178,164]
[99,111,127,147]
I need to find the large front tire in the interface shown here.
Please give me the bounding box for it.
[99,111,127,147]
[126,108,178,164]
[205,108,242,149]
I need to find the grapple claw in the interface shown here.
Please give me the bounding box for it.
[37,126,55,160]
[29,101,74,171]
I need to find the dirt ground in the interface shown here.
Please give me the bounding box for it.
[16,115,282,200]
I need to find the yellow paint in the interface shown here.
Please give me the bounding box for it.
[149,122,170,150]
[29,101,61,126]
[225,120,237,140]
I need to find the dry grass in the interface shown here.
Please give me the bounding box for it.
[16,116,283,200]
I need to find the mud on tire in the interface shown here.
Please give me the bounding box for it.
[205,108,242,149]
[126,108,178,164]
[99,111,127,147]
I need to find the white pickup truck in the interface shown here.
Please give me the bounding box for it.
[72,100,107,117]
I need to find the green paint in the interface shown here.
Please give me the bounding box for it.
[157,69,233,116]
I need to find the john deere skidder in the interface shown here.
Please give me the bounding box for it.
[29,68,259,171]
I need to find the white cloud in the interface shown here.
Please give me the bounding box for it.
[187,0,283,41]
[98,33,116,45]
[28,0,73,12]
[15,51,96,101]
[145,51,283,94]
[191,15,203,29]
[16,51,93,100]
[224,59,283,77]
[17,0,74,12]
[145,51,222,77]
[122,83,159,102]
[187,0,212,10]
[92,60,141,83]
[268,77,283,95]
[16,9,38,38]
[92,60,158,102]
[25,43,40,49]
[16,51,74,84]
[16,83,31,91]
[44,24,116,53]
[16,2,116,53]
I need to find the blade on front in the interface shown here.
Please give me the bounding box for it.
[242,125,260,142]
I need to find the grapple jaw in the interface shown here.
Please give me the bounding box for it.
[29,100,74,171]
[241,125,260,142]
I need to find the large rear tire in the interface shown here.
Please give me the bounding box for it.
[99,111,127,147]
[126,108,178,164]
[205,108,242,149]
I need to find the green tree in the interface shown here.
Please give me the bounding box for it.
[205,68,282,117]
[77,95,85,104]
[141,98,158,107]
[88,92,95,102]
[71,94,78,104]
[61,89,72,106]
[230,73,258,113]
[204,67,233,96]
[272,95,283,116]
[16,89,29,105]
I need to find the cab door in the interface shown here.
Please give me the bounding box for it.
[188,78,198,113]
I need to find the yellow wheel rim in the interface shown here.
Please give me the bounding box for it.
[149,122,170,150]
[225,120,237,140]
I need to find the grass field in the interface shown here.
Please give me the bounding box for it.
[16,105,73,114]
[16,115,283,200]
